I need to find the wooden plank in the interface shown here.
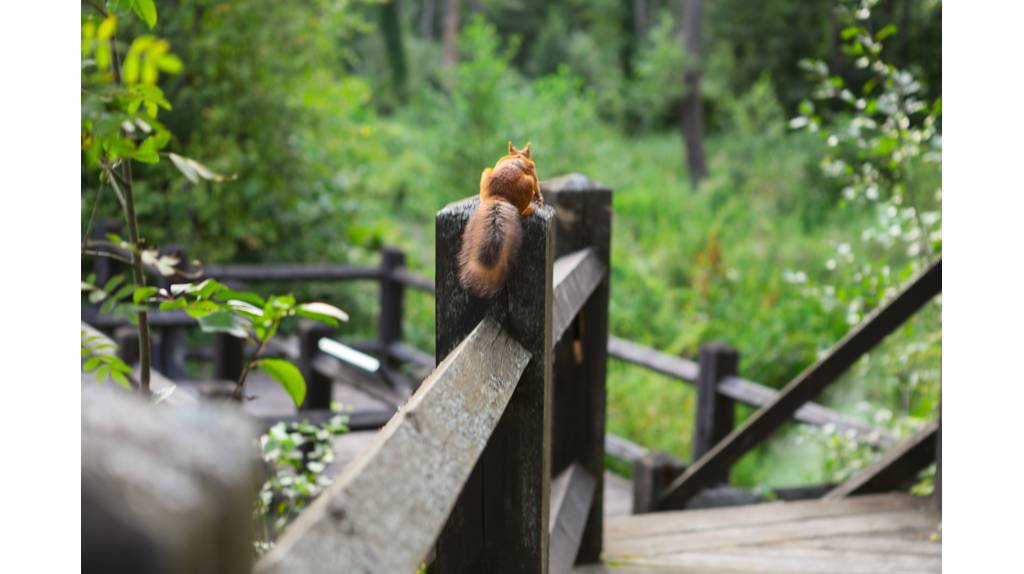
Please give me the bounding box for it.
[198,263,379,282]
[433,197,555,573]
[825,420,940,499]
[608,335,699,380]
[605,433,650,463]
[549,465,597,574]
[390,267,437,294]
[254,318,531,574]
[605,509,938,558]
[605,493,929,541]
[545,175,612,564]
[608,336,894,447]
[551,248,607,344]
[636,544,941,573]
[659,259,941,509]
[632,452,686,514]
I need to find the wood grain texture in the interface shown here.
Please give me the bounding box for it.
[552,248,607,344]
[659,260,941,509]
[549,464,598,574]
[825,420,939,500]
[580,494,940,574]
[255,318,531,574]
[433,197,554,574]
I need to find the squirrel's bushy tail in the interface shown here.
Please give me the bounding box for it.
[458,198,522,297]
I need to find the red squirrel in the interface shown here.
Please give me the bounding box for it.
[458,142,543,297]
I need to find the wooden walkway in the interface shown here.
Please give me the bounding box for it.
[575,493,940,574]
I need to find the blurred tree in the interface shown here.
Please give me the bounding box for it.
[380,0,409,103]
[444,0,460,69]
[679,0,707,184]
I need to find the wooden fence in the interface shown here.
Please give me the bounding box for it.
[83,174,940,570]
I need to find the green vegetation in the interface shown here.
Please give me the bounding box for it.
[82,0,941,488]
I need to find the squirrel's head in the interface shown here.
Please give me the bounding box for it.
[497,141,536,176]
[507,141,531,159]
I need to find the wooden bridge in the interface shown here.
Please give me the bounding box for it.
[84,174,941,573]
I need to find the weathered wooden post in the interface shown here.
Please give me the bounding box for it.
[298,320,335,410]
[378,246,406,373]
[543,174,611,565]
[213,333,245,383]
[693,342,738,484]
[433,198,554,573]
[632,452,686,514]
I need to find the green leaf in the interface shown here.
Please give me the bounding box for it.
[258,358,306,407]
[83,357,101,371]
[214,290,266,307]
[159,298,188,311]
[875,24,898,42]
[132,0,158,29]
[197,310,248,338]
[184,300,221,319]
[133,286,159,304]
[112,283,135,301]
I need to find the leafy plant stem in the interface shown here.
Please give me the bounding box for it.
[234,336,271,401]
[106,26,152,395]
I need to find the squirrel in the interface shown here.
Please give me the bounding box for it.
[458,141,544,297]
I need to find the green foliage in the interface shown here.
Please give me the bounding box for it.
[255,411,349,550]
[158,278,348,405]
[81,329,134,389]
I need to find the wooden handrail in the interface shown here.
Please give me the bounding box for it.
[608,336,895,447]
[255,318,531,573]
[552,248,607,344]
[657,258,941,510]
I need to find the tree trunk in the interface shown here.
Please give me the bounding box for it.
[380,0,408,102]
[443,0,460,69]
[679,0,708,186]
[421,0,435,39]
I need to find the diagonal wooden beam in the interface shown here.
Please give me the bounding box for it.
[552,248,606,344]
[825,419,939,500]
[658,259,941,510]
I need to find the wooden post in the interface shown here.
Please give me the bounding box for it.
[693,342,737,484]
[543,174,611,564]
[378,247,406,373]
[114,325,140,366]
[632,452,686,514]
[213,333,245,382]
[934,408,941,512]
[433,198,554,573]
[298,320,335,410]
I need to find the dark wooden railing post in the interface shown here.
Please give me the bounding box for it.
[632,452,686,514]
[693,342,738,484]
[213,333,245,382]
[378,247,406,374]
[298,320,335,410]
[433,198,555,573]
[543,174,611,565]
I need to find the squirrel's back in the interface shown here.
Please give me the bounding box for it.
[458,198,522,297]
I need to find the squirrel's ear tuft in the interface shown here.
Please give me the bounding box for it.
[508,141,516,155]
[522,142,531,158]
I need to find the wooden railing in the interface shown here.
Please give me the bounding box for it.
[254,174,611,572]
[656,259,942,510]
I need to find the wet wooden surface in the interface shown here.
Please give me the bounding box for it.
[575,493,940,573]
